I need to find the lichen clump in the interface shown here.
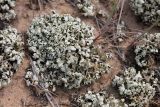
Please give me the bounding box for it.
[25,12,110,91]
[130,0,160,26]
[77,0,95,16]
[0,0,16,21]
[0,27,24,89]
[112,67,157,107]
[134,33,160,67]
[76,91,128,107]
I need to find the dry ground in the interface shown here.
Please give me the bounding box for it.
[0,0,159,107]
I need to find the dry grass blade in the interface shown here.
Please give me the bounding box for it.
[94,15,101,33]
[118,0,126,25]
[37,0,42,10]
[117,0,125,29]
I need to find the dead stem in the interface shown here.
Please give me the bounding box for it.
[94,15,101,33]
[37,0,42,10]
[117,0,125,26]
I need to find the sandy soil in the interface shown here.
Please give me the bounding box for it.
[0,0,159,107]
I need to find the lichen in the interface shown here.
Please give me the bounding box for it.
[76,0,95,16]
[0,0,16,21]
[75,91,128,107]
[25,12,110,91]
[112,67,157,107]
[0,26,24,89]
[130,0,160,26]
[134,33,160,67]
